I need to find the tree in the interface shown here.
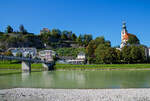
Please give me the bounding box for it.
[94,44,116,64]
[4,51,13,56]
[115,49,122,63]
[121,46,132,63]
[76,34,83,46]
[0,32,3,35]
[40,32,51,45]
[19,24,27,34]
[71,33,77,41]
[86,36,111,64]
[61,33,67,40]
[83,34,92,46]
[130,45,146,63]
[51,29,61,39]
[6,25,13,33]
[86,40,96,57]
[16,52,22,57]
[127,35,140,45]
[67,31,72,40]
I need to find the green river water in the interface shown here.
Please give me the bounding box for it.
[0,70,150,89]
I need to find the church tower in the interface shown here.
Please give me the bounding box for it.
[120,22,128,48]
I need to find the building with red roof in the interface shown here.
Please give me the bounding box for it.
[120,22,137,48]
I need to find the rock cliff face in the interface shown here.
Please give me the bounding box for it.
[0,33,79,50]
[0,33,44,50]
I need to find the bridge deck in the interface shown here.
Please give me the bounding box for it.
[0,55,52,64]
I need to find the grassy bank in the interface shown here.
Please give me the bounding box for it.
[0,61,43,70]
[1,60,150,71]
[54,63,150,70]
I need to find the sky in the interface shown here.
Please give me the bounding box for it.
[0,0,150,46]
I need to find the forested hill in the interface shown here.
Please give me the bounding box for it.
[0,25,92,50]
[0,25,147,64]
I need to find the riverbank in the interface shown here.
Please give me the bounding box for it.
[0,63,42,69]
[54,63,150,70]
[1,63,150,71]
[0,88,150,101]
[0,62,43,75]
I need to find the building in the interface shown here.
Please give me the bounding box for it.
[65,52,86,64]
[119,22,150,60]
[38,50,56,62]
[120,22,138,48]
[8,48,37,58]
[40,28,50,34]
[77,52,86,59]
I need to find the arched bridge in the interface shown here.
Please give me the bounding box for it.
[0,55,54,72]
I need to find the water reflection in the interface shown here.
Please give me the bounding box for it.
[0,70,150,89]
[22,72,30,81]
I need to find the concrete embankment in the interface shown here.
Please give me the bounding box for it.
[0,88,150,101]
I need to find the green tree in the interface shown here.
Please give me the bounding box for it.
[67,31,72,40]
[116,49,122,63]
[4,51,13,56]
[122,45,146,63]
[94,44,116,64]
[6,25,13,33]
[51,29,61,39]
[40,32,51,45]
[76,34,83,46]
[61,33,67,40]
[130,45,146,63]
[86,40,96,57]
[127,35,140,45]
[83,34,92,46]
[71,33,77,41]
[121,46,132,63]
[16,52,22,57]
[19,24,27,34]
[86,36,111,64]
[0,32,3,35]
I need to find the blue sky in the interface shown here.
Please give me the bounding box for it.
[0,0,150,46]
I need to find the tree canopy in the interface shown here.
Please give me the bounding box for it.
[127,35,140,45]
[6,25,13,33]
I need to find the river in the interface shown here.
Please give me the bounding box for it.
[0,70,150,89]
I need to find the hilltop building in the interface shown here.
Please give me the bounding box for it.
[40,28,50,34]
[120,22,138,48]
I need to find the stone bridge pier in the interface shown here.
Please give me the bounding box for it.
[22,61,31,72]
[42,63,54,71]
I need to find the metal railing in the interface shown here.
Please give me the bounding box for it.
[0,55,52,63]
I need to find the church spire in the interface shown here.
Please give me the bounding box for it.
[122,21,126,29]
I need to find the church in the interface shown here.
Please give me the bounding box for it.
[120,22,138,48]
[119,22,150,59]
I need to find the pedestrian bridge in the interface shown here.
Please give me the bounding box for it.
[0,55,54,72]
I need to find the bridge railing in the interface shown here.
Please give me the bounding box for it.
[0,55,52,64]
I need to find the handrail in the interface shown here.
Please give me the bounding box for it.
[0,55,52,64]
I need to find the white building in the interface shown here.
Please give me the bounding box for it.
[8,48,37,58]
[148,48,150,57]
[65,52,86,64]
[77,52,86,59]
[38,50,56,62]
